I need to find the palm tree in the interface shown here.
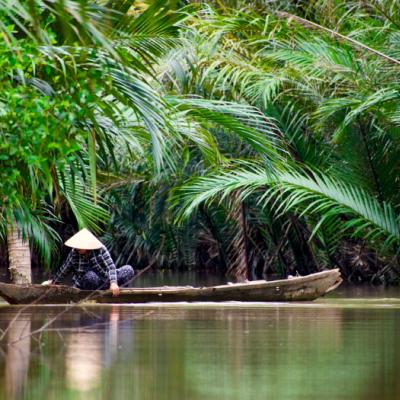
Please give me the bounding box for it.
[165,0,400,281]
[0,0,183,283]
[102,95,282,273]
[5,0,398,283]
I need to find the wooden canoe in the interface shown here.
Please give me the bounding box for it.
[0,269,342,305]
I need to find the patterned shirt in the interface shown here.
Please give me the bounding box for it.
[53,247,117,286]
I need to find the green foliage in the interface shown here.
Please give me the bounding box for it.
[0,1,183,267]
[174,166,400,249]
[1,0,400,282]
[157,0,400,280]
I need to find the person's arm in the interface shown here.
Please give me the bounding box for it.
[100,247,119,296]
[51,249,76,284]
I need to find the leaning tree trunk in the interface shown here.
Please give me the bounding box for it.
[7,222,31,284]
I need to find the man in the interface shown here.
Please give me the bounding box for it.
[47,228,134,296]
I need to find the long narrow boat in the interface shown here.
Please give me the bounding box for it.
[0,269,342,305]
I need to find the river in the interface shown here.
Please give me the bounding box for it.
[0,275,399,400]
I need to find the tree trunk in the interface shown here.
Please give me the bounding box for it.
[227,193,249,282]
[7,222,31,284]
[200,206,228,271]
[288,216,319,275]
[5,319,32,400]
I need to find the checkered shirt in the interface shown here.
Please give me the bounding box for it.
[53,247,117,286]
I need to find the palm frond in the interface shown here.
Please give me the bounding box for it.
[0,0,116,54]
[315,88,400,142]
[0,202,61,268]
[173,166,400,249]
[58,168,109,234]
[167,96,285,162]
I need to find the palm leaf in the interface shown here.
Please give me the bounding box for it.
[0,202,61,268]
[58,168,109,234]
[167,96,285,162]
[173,166,400,249]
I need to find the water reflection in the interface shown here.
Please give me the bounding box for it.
[65,306,122,397]
[4,319,31,400]
[65,333,102,394]
[104,306,120,366]
[0,304,399,400]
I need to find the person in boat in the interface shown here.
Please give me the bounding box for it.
[46,228,134,296]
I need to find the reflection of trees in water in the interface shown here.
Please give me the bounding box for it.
[0,306,126,400]
[188,308,343,399]
[5,318,31,400]
[1,306,399,400]
[178,307,400,400]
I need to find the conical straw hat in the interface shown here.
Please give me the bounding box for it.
[64,228,104,250]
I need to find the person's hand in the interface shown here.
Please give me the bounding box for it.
[110,282,120,297]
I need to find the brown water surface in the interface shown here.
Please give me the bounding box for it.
[0,284,399,400]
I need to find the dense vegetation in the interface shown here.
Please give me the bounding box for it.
[1,0,400,284]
